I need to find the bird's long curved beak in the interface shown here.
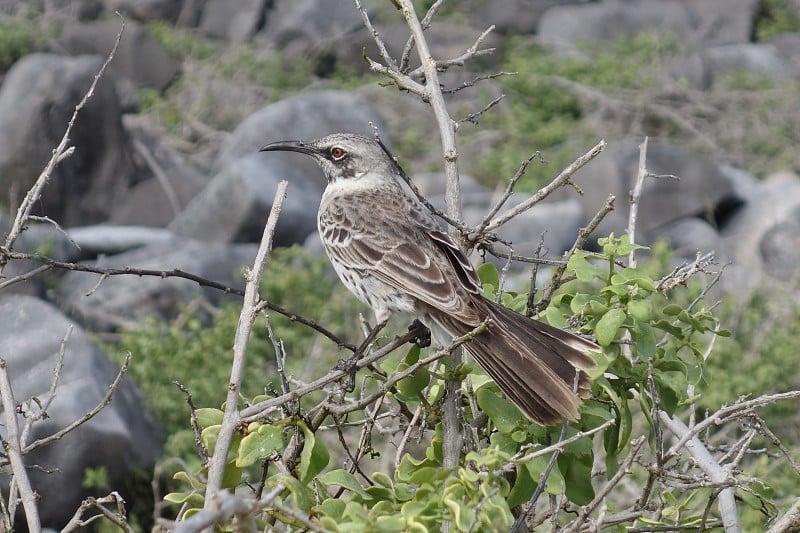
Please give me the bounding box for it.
[259,140,319,155]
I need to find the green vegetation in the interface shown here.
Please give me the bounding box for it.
[112,245,363,459]
[0,18,41,71]
[153,234,798,530]
[755,0,800,41]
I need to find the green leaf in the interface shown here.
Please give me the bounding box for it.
[271,473,314,512]
[476,388,524,434]
[507,464,535,508]
[543,305,567,329]
[558,453,594,505]
[567,252,606,282]
[319,468,372,500]
[477,262,500,289]
[298,422,330,484]
[632,321,657,360]
[164,491,204,506]
[627,298,652,322]
[236,424,285,467]
[595,308,626,346]
[661,303,683,316]
[194,407,224,428]
[524,455,564,495]
[315,498,346,520]
[200,424,220,451]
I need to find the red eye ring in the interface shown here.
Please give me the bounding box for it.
[330,146,346,160]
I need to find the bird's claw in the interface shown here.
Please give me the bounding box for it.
[408,319,431,348]
[335,355,360,392]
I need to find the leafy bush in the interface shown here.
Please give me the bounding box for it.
[160,235,798,530]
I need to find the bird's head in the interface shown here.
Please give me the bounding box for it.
[260,133,396,185]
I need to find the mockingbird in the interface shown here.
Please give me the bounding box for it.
[260,133,597,425]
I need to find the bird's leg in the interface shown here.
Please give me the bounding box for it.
[408,318,431,348]
[335,319,389,392]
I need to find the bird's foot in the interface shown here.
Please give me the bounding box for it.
[408,319,431,348]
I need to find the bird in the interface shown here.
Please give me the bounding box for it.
[260,133,597,425]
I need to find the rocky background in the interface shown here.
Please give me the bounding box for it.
[0,0,799,528]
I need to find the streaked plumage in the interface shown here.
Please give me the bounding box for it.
[260,133,597,425]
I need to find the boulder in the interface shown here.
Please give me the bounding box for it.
[0,54,139,227]
[568,139,742,248]
[107,0,184,23]
[538,1,692,53]
[719,175,800,295]
[0,294,162,529]
[199,0,266,44]
[51,20,179,92]
[66,225,175,259]
[54,238,257,331]
[215,90,387,189]
[169,153,320,246]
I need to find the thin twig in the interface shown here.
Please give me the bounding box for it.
[534,194,616,314]
[0,359,41,531]
[0,248,354,351]
[1,14,125,261]
[202,181,288,509]
[24,353,131,454]
[564,436,646,533]
[481,140,606,234]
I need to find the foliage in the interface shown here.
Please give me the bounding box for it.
[160,234,797,531]
[0,18,40,71]
[112,245,359,459]
[755,0,800,40]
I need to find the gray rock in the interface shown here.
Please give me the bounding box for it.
[54,239,257,331]
[66,224,175,258]
[719,176,800,294]
[703,43,793,83]
[771,32,800,76]
[0,294,161,529]
[109,166,208,227]
[199,0,266,44]
[0,54,139,227]
[643,216,720,259]
[538,1,692,52]
[170,153,320,246]
[36,0,103,19]
[215,90,387,189]
[51,20,180,91]
[466,0,571,35]
[568,139,741,247]
[259,0,364,60]
[107,0,184,23]
[412,172,487,199]
[678,0,759,45]
[760,204,800,281]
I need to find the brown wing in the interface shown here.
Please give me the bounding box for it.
[319,190,482,323]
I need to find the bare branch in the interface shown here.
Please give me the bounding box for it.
[203,180,288,503]
[1,14,125,261]
[0,248,354,351]
[0,359,41,531]
[24,353,131,454]
[659,413,741,532]
[481,139,606,234]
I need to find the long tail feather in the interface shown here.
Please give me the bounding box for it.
[434,296,597,425]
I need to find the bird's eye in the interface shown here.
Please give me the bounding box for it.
[330,146,346,160]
